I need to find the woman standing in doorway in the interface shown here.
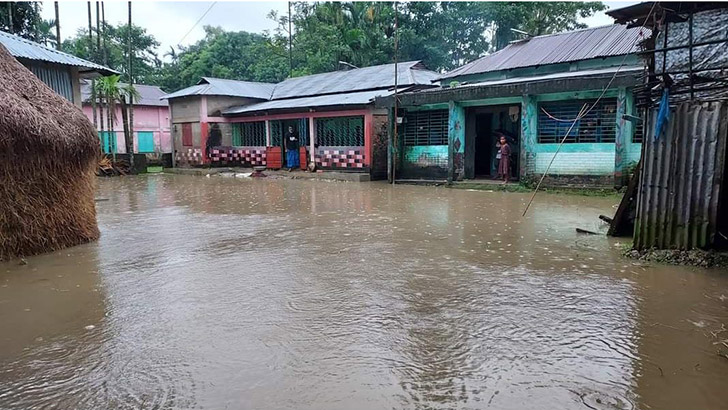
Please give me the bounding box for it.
[498,135,511,183]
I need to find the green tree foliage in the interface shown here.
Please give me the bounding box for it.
[0,2,43,41]
[271,1,605,75]
[155,26,289,92]
[485,2,606,50]
[62,22,161,84]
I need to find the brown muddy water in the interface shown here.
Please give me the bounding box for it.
[1,175,727,410]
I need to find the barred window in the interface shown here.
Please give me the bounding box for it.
[232,121,266,146]
[538,99,617,143]
[316,116,364,146]
[633,107,645,143]
[403,109,448,146]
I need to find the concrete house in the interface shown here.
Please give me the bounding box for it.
[164,61,438,179]
[163,77,276,167]
[81,80,171,155]
[0,29,115,106]
[382,24,649,187]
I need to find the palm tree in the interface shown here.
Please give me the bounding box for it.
[35,19,58,47]
[96,75,123,161]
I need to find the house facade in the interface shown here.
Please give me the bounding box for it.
[164,62,438,179]
[382,24,648,187]
[0,29,115,106]
[80,81,171,154]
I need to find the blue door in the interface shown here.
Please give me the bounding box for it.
[137,131,155,153]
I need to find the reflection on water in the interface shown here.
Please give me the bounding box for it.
[1,175,727,409]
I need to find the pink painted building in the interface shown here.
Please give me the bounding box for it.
[81,80,171,154]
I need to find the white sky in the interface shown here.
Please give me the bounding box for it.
[42,0,637,62]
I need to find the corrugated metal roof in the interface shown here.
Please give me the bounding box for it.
[162,77,275,100]
[440,24,649,80]
[423,66,643,94]
[222,88,401,115]
[271,61,437,99]
[80,80,168,107]
[0,29,116,76]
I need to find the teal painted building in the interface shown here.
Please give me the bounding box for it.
[386,24,648,187]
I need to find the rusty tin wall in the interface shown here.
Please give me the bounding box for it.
[635,101,728,250]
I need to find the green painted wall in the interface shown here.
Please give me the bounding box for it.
[401,145,449,179]
[448,101,465,181]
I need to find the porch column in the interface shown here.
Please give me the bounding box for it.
[387,107,394,183]
[520,95,538,181]
[364,111,374,167]
[265,119,271,146]
[447,101,465,183]
[614,87,634,188]
[200,96,209,164]
[309,115,316,167]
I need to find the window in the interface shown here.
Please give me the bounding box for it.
[182,123,193,146]
[633,107,645,143]
[316,116,364,147]
[538,99,617,143]
[232,121,266,146]
[402,109,448,146]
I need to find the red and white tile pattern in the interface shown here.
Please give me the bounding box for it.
[210,146,267,166]
[315,148,366,169]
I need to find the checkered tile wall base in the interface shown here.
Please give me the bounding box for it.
[210,146,267,167]
[176,148,203,166]
[315,147,366,169]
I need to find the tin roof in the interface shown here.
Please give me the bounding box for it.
[440,24,648,81]
[162,77,276,100]
[0,29,116,76]
[222,88,403,116]
[81,80,168,107]
[271,61,438,99]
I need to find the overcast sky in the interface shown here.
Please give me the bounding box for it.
[41,1,637,61]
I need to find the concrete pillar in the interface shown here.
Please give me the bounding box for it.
[265,119,271,146]
[614,87,634,187]
[387,107,394,183]
[448,101,465,183]
[520,95,538,181]
[309,115,316,167]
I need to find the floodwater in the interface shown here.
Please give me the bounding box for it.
[1,175,727,410]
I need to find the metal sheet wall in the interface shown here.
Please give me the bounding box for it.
[27,63,74,102]
[635,100,728,249]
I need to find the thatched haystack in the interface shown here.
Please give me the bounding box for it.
[0,43,100,261]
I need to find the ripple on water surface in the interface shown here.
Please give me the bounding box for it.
[1,175,727,410]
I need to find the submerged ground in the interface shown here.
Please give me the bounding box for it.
[1,175,727,409]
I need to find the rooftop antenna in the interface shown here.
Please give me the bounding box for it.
[338,61,359,71]
[509,28,534,38]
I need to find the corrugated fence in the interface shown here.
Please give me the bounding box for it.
[635,100,728,249]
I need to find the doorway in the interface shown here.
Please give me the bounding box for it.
[466,105,521,180]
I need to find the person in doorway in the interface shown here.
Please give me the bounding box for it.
[498,135,511,183]
[285,125,299,171]
[492,132,503,179]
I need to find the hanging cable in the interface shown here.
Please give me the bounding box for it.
[522,1,659,217]
[178,1,217,45]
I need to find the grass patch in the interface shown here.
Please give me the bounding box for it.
[450,182,620,197]
[146,166,164,173]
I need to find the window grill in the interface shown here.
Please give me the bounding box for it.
[316,116,364,146]
[633,107,645,143]
[538,99,617,143]
[402,109,448,146]
[232,122,266,146]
